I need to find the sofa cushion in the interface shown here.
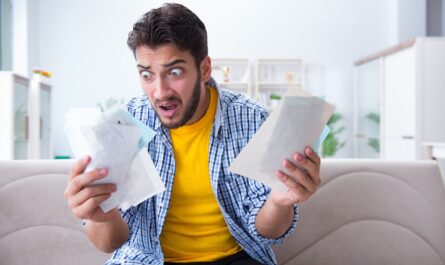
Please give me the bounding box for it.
[0,160,110,265]
[273,159,445,265]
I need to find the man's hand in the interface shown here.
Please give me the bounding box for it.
[64,156,129,253]
[256,147,321,239]
[64,155,117,222]
[271,146,321,206]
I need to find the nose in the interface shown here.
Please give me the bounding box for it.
[153,77,170,100]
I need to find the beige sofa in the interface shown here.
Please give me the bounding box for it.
[1,159,445,265]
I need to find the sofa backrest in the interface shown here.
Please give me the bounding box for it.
[273,159,445,265]
[0,159,110,265]
[1,159,445,265]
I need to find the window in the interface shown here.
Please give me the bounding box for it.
[0,0,12,70]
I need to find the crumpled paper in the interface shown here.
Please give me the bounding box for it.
[65,106,165,212]
[229,87,335,191]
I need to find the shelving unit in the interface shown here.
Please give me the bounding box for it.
[255,59,304,110]
[0,71,52,160]
[210,58,308,111]
[211,58,251,97]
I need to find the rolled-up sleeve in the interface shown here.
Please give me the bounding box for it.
[245,191,299,245]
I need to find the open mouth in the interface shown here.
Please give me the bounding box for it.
[159,103,177,111]
[157,102,179,118]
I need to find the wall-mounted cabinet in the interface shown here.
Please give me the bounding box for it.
[0,72,29,159]
[353,37,445,160]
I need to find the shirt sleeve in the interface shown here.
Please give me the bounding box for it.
[241,107,299,245]
[241,179,299,245]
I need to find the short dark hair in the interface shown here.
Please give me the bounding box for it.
[127,3,208,67]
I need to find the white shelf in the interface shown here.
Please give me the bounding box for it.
[255,59,305,110]
[212,58,251,97]
[257,59,303,64]
[218,82,249,90]
[257,82,301,88]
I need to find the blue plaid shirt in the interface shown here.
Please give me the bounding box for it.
[106,79,298,265]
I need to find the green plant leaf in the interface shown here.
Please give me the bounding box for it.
[366,112,380,124]
[322,111,346,158]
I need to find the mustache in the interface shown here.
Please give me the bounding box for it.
[154,96,182,105]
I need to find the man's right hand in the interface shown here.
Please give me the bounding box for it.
[64,156,129,252]
[64,155,117,223]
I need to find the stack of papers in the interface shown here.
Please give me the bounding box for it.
[65,106,165,212]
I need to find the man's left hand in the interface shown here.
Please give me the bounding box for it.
[271,146,321,206]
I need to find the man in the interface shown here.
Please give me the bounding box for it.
[64,3,321,265]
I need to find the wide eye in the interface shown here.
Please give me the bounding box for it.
[141,70,152,79]
[169,68,183,77]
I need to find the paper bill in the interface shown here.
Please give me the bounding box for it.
[229,87,335,191]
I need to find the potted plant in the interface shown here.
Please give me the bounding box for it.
[269,93,282,108]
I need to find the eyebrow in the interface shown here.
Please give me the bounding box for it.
[137,59,187,70]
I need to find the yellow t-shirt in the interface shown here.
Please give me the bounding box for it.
[160,87,242,262]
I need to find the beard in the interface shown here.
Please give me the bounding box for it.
[155,74,201,129]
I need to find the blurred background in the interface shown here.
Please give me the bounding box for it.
[1,0,444,160]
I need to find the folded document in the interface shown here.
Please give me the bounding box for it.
[229,87,335,191]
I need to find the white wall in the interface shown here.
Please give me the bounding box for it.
[27,0,38,76]
[397,0,426,41]
[35,0,401,157]
[11,0,26,75]
[11,0,39,76]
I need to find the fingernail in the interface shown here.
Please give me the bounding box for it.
[306,147,313,155]
[83,156,90,163]
[296,153,304,161]
[99,168,108,176]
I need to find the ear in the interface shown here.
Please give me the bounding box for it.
[200,56,212,82]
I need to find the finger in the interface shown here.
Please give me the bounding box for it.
[69,156,91,181]
[276,170,300,190]
[283,159,317,193]
[305,147,321,166]
[64,168,108,198]
[277,171,310,202]
[293,153,321,187]
[72,193,111,220]
[68,183,116,209]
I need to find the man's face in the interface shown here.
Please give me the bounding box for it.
[135,44,208,129]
